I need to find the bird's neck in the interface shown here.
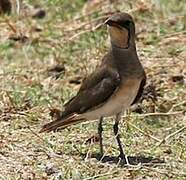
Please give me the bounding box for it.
[111,43,137,61]
[111,32,136,49]
[111,44,142,77]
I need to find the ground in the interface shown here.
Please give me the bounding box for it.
[0,0,185,179]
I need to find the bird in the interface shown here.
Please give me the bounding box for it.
[40,12,146,160]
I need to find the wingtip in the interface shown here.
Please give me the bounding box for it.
[39,124,53,133]
[39,128,45,133]
[39,114,86,134]
[39,126,49,133]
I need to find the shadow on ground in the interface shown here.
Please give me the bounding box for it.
[89,153,165,166]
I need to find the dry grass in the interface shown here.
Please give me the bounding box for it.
[0,0,186,179]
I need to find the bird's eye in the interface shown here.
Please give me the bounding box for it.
[125,20,130,26]
[120,20,131,28]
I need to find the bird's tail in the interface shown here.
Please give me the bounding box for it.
[39,113,86,133]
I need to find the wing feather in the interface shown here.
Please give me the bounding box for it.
[62,66,120,117]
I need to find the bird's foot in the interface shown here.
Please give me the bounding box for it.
[118,153,130,166]
[118,153,125,159]
[96,152,104,161]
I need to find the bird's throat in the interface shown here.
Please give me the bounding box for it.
[108,26,129,49]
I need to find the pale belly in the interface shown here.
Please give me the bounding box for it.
[83,78,141,120]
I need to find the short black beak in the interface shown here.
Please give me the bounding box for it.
[105,19,115,26]
[105,19,123,30]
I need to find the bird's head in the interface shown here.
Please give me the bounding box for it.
[105,12,135,49]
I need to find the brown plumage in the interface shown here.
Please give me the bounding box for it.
[40,12,146,159]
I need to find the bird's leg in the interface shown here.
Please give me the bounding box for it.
[98,117,103,156]
[113,113,125,159]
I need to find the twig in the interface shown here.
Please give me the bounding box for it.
[64,14,109,32]
[120,163,186,177]
[4,18,17,33]
[26,127,51,159]
[123,111,183,118]
[168,101,186,112]
[16,113,47,142]
[13,111,50,145]
[128,122,161,142]
[27,126,49,144]
[163,30,186,38]
[68,29,92,41]
[142,166,186,177]
[20,115,52,158]
[5,91,16,108]
[157,115,186,146]
[63,5,148,37]
[68,23,103,41]
[64,6,148,33]
[84,170,117,180]
[87,163,186,178]
[58,0,119,24]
